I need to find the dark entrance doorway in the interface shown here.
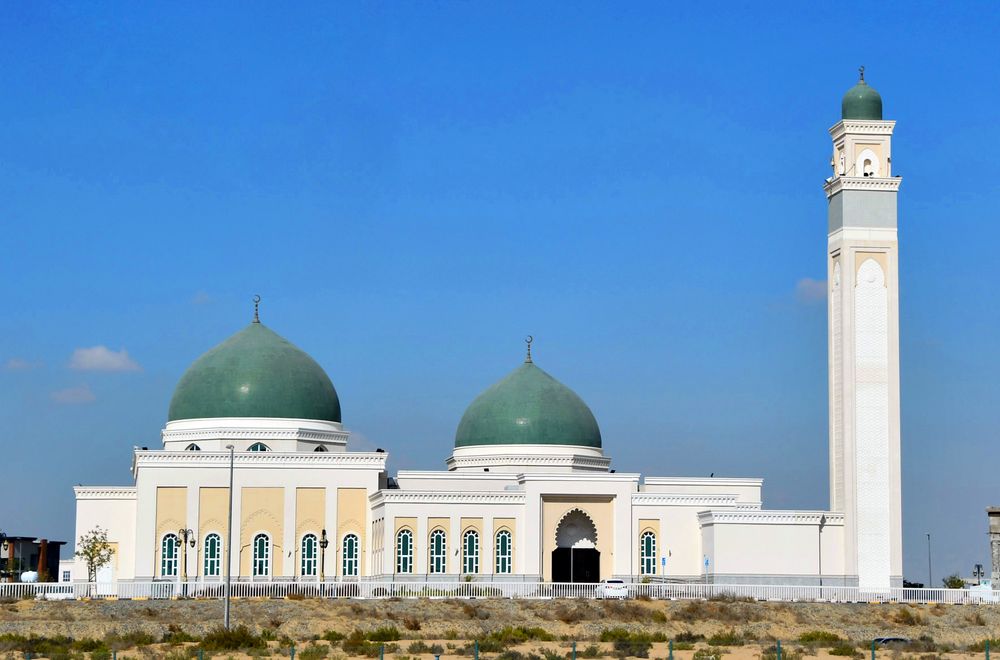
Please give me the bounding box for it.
[551,509,600,583]
[551,547,600,582]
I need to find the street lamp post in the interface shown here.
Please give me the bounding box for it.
[225,445,235,630]
[319,529,329,595]
[178,528,196,596]
[926,533,933,589]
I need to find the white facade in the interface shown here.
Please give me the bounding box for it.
[67,82,903,589]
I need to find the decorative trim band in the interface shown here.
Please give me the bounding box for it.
[371,491,526,505]
[74,486,138,500]
[698,510,845,526]
[824,176,901,198]
[828,120,896,138]
[632,494,761,508]
[162,427,348,444]
[446,453,611,470]
[134,450,386,470]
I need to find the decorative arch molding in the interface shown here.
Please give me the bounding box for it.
[855,148,880,177]
[856,258,886,289]
[554,508,598,549]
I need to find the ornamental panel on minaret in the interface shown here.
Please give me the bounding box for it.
[824,68,903,590]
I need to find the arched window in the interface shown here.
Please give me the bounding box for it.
[252,533,270,577]
[640,530,656,576]
[429,529,446,574]
[396,529,413,574]
[342,534,359,576]
[301,534,318,577]
[314,445,328,452]
[161,533,179,577]
[203,533,222,577]
[185,443,201,451]
[248,442,271,452]
[495,529,512,574]
[462,530,479,574]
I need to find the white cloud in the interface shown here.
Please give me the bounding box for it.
[51,384,97,404]
[69,346,142,372]
[794,278,827,304]
[4,358,41,371]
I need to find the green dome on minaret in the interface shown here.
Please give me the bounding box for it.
[455,344,602,449]
[167,314,341,423]
[842,67,882,120]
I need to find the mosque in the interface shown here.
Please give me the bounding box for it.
[68,74,904,589]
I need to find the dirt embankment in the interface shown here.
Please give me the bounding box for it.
[1,598,998,659]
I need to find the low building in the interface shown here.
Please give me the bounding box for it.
[0,535,66,582]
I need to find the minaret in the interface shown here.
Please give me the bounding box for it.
[825,68,903,590]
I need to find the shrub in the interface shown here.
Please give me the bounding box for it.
[674,643,695,651]
[299,644,330,660]
[761,646,803,660]
[200,625,266,652]
[967,639,1000,653]
[105,630,158,650]
[576,644,603,658]
[367,627,401,642]
[692,648,727,660]
[323,631,346,643]
[407,641,445,655]
[163,624,199,644]
[706,630,743,646]
[798,631,843,646]
[402,616,421,631]
[829,644,862,657]
[675,631,704,643]
[891,607,925,626]
[287,591,306,601]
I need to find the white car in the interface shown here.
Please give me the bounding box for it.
[595,579,629,599]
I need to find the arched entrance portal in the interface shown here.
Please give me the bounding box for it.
[552,509,600,583]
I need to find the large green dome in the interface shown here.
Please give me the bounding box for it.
[455,360,602,448]
[167,322,341,423]
[842,78,882,120]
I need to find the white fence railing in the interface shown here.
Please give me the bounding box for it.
[1,580,997,604]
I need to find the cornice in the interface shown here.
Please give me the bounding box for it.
[643,477,763,488]
[698,510,845,526]
[74,486,137,500]
[631,493,761,508]
[134,450,386,470]
[824,176,901,198]
[371,491,526,506]
[829,120,896,138]
[161,427,348,444]
[445,453,611,470]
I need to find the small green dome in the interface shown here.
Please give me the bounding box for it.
[842,79,882,120]
[455,360,602,448]
[168,322,341,423]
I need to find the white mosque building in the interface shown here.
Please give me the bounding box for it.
[68,74,904,590]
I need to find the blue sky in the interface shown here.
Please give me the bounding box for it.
[2,2,999,584]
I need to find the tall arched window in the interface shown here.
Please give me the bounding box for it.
[640,530,656,576]
[161,534,179,577]
[248,442,271,452]
[429,529,446,574]
[301,534,318,577]
[462,530,479,574]
[396,529,413,574]
[342,534,359,576]
[203,533,222,577]
[252,533,270,577]
[495,529,512,574]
